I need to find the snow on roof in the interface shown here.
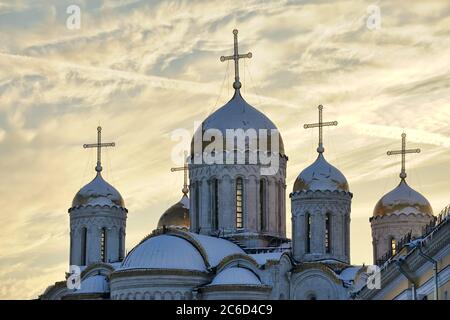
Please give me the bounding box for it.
[210,267,261,286]
[339,266,363,282]
[294,153,348,193]
[188,232,244,267]
[249,252,284,265]
[72,173,125,208]
[119,235,207,272]
[72,275,109,294]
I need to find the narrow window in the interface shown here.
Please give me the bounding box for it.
[325,213,331,253]
[101,228,107,262]
[390,237,396,255]
[81,227,87,265]
[213,179,219,229]
[118,228,123,261]
[236,178,244,229]
[195,183,200,232]
[259,179,266,231]
[306,213,311,253]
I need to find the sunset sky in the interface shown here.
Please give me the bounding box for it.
[0,0,449,299]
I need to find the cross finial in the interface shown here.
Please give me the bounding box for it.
[171,151,189,196]
[220,29,252,90]
[387,133,421,180]
[303,105,338,154]
[83,126,115,173]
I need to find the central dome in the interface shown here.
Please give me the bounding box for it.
[72,173,125,208]
[373,179,433,217]
[191,90,285,158]
[293,153,349,193]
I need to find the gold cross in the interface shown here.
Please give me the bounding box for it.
[83,126,115,173]
[303,105,338,154]
[220,29,252,90]
[387,133,420,180]
[171,152,189,196]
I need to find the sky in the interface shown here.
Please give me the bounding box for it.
[0,0,449,299]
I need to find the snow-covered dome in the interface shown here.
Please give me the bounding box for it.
[72,173,125,208]
[373,179,433,217]
[210,267,261,286]
[293,153,349,193]
[71,275,109,294]
[191,90,285,157]
[158,195,190,229]
[119,235,207,272]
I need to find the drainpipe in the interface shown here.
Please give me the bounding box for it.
[396,259,417,300]
[417,243,439,300]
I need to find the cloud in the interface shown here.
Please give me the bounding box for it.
[0,0,449,298]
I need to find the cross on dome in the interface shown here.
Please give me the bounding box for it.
[170,151,189,196]
[83,126,116,173]
[220,29,252,90]
[303,105,338,154]
[387,133,421,180]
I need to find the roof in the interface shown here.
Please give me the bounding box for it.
[119,234,207,272]
[373,179,433,217]
[210,267,261,286]
[71,172,125,209]
[71,275,109,294]
[293,153,348,193]
[157,195,190,228]
[249,252,284,265]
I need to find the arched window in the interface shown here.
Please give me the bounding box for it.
[101,228,107,262]
[236,178,244,229]
[390,237,396,255]
[259,179,266,231]
[81,227,87,265]
[325,213,331,253]
[306,213,311,253]
[212,179,219,229]
[195,182,200,232]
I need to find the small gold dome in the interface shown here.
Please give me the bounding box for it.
[293,153,349,193]
[72,173,125,208]
[158,195,190,229]
[373,179,433,217]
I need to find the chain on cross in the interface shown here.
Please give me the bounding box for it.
[303,105,338,154]
[83,126,115,173]
[387,133,420,180]
[220,29,252,90]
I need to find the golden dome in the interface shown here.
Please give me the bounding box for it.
[293,153,349,193]
[72,173,125,208]
[157,195,190,229]
[373,179,433,217]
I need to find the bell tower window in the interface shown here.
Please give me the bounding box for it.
[101,228,107,262]
[325,213,331,253]
[236,178,244,229]
[259,179,266,231]
[306,213,311,253]
[390,237,397,256]
[81,227,87,265]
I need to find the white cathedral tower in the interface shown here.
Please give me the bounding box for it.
[290,106,352,264]
[69,127,127,266]
[188,29,288,249]
[370,133,434,264]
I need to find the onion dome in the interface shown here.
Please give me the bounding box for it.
[373,179,433,217]
[191,90,285,158]
[72,172,125,208]
[210,267,261,286]
[157,195,190,229]
[119,235,207,272]
[293,153,349,193]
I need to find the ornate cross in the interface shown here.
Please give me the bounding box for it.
[220,29,252,90]
[83,126,115,173]
[387,133,420,180]
[303,105,338,154]
[171,152,189,196]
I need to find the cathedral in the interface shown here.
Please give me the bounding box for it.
[40,30,449,300]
